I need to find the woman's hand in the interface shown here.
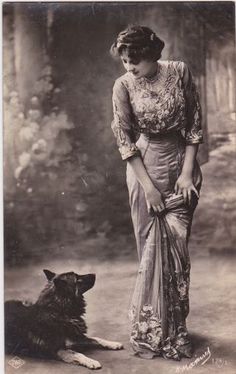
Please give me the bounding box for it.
[127,156,165,215]
[174,173,199,204]
[145,185,165,214]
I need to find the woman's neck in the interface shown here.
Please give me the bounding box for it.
[144,62,158,79]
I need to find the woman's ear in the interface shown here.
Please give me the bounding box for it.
[43,269,56,281]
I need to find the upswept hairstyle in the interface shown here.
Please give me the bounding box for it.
[110,25,165,62]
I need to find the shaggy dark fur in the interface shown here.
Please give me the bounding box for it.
[5,270,101,358]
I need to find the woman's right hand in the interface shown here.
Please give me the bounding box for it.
[126,156,165,214]
[145,185,165,214]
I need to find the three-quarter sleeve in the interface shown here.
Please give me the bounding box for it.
[181,62,204,145]
[111,79,140,160]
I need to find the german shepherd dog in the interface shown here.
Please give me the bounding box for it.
[5,270,123,369]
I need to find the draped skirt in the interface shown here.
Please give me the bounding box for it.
[126,133,202,360]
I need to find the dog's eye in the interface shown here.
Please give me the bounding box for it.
[77,279,83,283]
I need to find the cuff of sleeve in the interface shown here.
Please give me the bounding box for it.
[185,138,204,145]
[119,144,140,161]
[185,130,204,145]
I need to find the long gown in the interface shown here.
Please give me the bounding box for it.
[111,61,203,360]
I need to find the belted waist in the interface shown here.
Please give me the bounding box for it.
[140,130,184,143]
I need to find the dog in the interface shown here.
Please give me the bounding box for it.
[5,269,123,369]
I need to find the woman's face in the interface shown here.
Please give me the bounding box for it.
[120,51,157,79]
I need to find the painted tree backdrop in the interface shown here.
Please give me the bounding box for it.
[3,2,235,264]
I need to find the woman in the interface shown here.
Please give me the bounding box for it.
[110,25,203,361]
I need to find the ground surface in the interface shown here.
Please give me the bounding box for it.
[5,138,236,374]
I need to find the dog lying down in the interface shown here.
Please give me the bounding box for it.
[5,269,123,369]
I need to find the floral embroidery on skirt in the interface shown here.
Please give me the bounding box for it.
[128,196,194,360]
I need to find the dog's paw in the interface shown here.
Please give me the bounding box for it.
[91,337,124,351]
[58,350,102,369]
[84,358,102,370]
[108,341,124,350]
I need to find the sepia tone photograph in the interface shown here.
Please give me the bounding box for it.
[3,1,236,373]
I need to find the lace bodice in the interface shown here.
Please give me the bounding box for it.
[111,61,203,160]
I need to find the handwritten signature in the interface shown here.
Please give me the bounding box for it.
[175,347,211,373]
[175,347,228,373]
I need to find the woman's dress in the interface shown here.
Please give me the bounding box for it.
[111,61,203,360]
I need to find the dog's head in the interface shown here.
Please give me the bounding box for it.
[43,269,96,297]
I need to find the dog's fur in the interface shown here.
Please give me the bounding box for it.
[5,269,123,369]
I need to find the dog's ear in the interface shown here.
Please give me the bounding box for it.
[43,269,56,281]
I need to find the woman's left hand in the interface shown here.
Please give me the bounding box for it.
[174,173,199,204]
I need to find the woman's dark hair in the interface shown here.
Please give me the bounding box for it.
[110,25,165,62]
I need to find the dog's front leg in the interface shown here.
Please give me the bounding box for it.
[57,349,101,369]
[90,337,123,350]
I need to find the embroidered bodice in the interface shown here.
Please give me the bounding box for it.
[111,61,203,160]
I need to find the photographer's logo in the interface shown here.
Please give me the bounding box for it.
[8,356,25,369]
